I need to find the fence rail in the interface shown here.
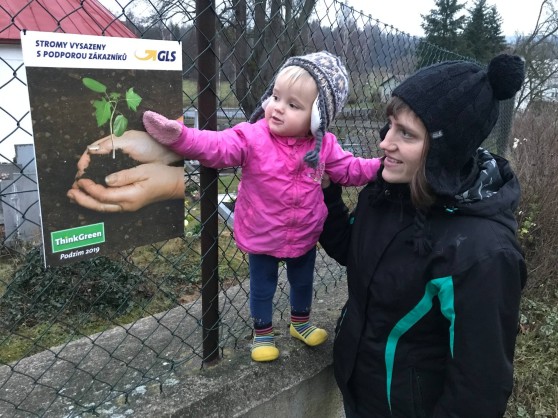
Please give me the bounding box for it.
[0,0,514,415]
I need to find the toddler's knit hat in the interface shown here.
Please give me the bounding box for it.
[249,51,349,168]
[392,53,525,197]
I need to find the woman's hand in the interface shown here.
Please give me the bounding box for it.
[321,173,331,189]
[67,164,185,213]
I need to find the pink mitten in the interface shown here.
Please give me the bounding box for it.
[143,110,183,146]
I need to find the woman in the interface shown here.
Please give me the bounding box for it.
[320,53,527,417]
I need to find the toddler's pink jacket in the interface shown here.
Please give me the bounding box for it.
[169,119,380,258]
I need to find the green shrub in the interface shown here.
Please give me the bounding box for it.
[0,247,143,329]
[505,105,558,416]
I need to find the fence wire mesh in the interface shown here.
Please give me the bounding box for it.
[0,0,515,416]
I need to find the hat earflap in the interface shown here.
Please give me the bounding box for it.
[310,96,321,137]
[248,83,274,124]
[304,95,325,168]
[261,96,272,110]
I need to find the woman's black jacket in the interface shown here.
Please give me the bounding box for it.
[319,154,527,418]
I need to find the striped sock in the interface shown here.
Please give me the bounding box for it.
[253,325,275,349]
[291,313,318,339]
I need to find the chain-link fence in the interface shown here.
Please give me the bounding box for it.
[0,0,515,416]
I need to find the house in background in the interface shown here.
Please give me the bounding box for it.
[0,145,41,245]
[0,0,137,245]
[0,0,137,161]
[377,74,407,102]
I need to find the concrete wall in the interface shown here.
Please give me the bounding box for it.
[0,280,349,417]
[104,284,348,418]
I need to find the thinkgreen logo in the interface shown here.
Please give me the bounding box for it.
[51,223,105,253]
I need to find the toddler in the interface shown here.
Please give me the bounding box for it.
[142,51,381,361]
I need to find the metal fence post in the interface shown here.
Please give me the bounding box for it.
[197,0,220,363]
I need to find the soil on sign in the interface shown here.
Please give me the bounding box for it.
[78,148,136,185]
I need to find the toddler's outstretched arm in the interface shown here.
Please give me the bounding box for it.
[142,110,248,169]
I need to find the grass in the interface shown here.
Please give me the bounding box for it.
[503,106,558,417]
[0,322,70,363]
[0,254,20,297]
[182,79,239,108]
[218,172,240,195]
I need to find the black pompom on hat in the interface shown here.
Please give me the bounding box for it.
[249,51,349,168]
[392,53,525,197]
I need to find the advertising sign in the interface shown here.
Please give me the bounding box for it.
[21,31,184,267]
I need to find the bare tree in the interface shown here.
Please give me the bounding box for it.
[511,0,558,110]
[135,0,319,115]
[233,0,317,115]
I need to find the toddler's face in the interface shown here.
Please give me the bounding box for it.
[264,72,317,138]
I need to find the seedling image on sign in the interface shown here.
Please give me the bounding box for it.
[82,77,142,158]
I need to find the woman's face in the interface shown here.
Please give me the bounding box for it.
[379,109,427,184]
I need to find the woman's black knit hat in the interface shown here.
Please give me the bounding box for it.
[392,53,525,197]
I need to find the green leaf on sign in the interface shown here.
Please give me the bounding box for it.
[83,77,107,93]
[82,76,142,151]
[125,88,142,112]
[92,98,111,127]
[113,114,128,137]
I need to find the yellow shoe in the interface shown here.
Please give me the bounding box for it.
[289,324,328,347]
[251,345,280,362]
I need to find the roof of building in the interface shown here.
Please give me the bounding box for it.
[0,0,136,44]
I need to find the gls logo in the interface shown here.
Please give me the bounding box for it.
[135,50,177,62]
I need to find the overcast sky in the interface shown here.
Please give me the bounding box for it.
[98,0,544,38]
[345,0,544,37]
